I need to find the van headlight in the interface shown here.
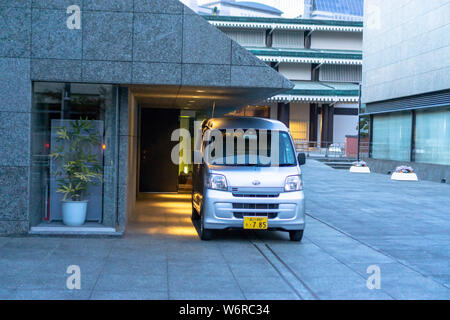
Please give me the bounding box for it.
[207,174,228,191]
[284,175,302,192]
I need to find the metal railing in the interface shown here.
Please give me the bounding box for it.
[294,140,362,159]
[294,141,345,158]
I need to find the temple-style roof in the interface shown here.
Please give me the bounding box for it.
[204,15,363,32]
[269,81,360,103]
[248,47,362,65]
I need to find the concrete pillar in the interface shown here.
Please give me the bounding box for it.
[266,29,273,48]
[304,31,311,49]
[270,62,279,72]
[320,104,334,148]
[277,102,290,128]
[309,103,318,146]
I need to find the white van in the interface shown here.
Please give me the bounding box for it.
[192,117,306,241]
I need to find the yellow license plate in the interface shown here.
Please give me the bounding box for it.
[244,217,268,230]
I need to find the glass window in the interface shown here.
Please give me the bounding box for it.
[372,111,412,161]
[358,115,370,157]
[414,107,450,165]
[30,82,118,226]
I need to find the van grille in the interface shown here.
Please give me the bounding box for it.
[232,193,279,198]
[232,203,279,219]
[233,212,278,219]
[232,203,279,210]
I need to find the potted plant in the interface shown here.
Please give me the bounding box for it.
[391,165,418,181]
[50,118,103,226]
[350,160,370,173]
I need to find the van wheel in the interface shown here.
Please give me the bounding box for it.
[289,230,303,242]
[191,200,200,221]
[200,208,213,241]
[191,207,200,220]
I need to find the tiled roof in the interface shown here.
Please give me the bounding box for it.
[269,81,360,102]
[204,15,363,32]
[248,47,362,63]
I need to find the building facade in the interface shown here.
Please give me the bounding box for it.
[206,15,363,149]
[196,0,283,17]
[0,0,291,235]
[362,0,450,183]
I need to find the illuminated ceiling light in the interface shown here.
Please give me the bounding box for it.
[196,90,205,93]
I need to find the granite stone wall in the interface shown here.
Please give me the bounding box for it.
[364,158,450,184]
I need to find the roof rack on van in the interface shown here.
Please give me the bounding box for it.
[203,117,288,131]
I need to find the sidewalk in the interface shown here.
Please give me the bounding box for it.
[0,160,449,299]
[302,160,450,291]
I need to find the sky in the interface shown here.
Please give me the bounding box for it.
[194,0,304,18]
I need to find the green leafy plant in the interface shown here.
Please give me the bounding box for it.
[50,118,103,201]
[359,116,370,138]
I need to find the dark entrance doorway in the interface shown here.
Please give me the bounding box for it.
[139,108,180,192]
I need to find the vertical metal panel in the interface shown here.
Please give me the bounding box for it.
[272,30,304,48]
[410,110,416,162]
[319,64,362,82]
[220,27,266,47]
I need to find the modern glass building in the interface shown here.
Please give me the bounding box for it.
[361,0,450,182]
[0,0,292,235]
[304,0,364,21]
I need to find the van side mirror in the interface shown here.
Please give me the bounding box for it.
[297,153,306,166]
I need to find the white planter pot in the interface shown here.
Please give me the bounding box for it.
[350,166,371,173]
[391,172,418,181]
[62,200,88,226]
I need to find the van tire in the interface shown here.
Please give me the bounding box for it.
[191,204,200,221]
[191,192,200,220]
[289,230,303,242]
[191,208,200,220]
[200,208,213,241]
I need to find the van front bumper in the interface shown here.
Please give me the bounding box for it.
[202,189,305,231]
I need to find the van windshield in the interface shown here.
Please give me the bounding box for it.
[203,129,296,167]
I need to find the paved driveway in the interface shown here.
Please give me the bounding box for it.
[0,160,449,299]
